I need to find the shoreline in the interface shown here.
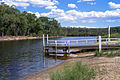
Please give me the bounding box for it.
[0,36,64,41]
[20,52,120,80]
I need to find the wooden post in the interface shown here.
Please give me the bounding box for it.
[47,34,48,46]
[43,34,45,68]
[108,25,110,45]
[99,36,102,52]
[55,40,57,62]
[68,40,70,54]
[43,34,45,52]
[76,40,78,46]
[86,40,87,45]
[106,38,107,45]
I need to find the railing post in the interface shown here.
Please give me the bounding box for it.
[55,40,57,62]
[67,40,70,54]
[43,34,45,52]
[106,38,107,45]
[55,40,57,54]
[99,36,102,52]
[43,34,45,68]
[108,38,110,45]
[86,40,87,45]
[47,34,48,46]
[76,40,78,46]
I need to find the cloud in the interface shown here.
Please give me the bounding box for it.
[81,19,96,23]
[1,0,30,8]
[45,6,57,10]
[70,26,97,28]
[87,2,96,5]
[77,0,95,3]
[1,0,59,8]
[28,11,41,17]
[66,9,120,18]
[108,2,120,9]
[40,8,120,24]
[68,4,77,8]
[106,19,120,22]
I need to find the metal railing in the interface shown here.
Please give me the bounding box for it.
[43,35,120,53]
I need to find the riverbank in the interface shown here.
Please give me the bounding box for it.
[0,36,64,41]
[20,52,120,80]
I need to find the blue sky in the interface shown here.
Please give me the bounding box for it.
[0,0,120,28]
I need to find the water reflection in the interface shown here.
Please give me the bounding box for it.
[0,37,97,80]
[0,39,63,80]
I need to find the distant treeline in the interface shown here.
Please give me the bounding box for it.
[63,27,120,36]
[0,3,120,37]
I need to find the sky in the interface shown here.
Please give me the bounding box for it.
[0,0,120,28]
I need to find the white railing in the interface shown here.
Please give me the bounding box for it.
[47,39,98,46]
[42,35,120,53]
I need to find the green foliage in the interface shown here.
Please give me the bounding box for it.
[0,3,63,36]
[94,50,104,57]
[107,50,120,57]
[102,33,120,38]
[0,3,120,37]
[95,50,120,57]
[50,61,96,80]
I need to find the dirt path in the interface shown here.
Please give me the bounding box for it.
[20,52,120,80]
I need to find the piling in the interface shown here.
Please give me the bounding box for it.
[43,34,45,68]
[55,40,57,62]
[99,36,102,52]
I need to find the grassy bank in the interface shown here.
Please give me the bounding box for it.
[102,33,120,38]
[50,61,96,80]
[95,49,120,57]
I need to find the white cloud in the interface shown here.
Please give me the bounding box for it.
[28,11,41,17]
[87,2,96,5]
[68,4,77,8]
[40,8,120,23]
[70,26,97,28]
[1,0,30,8]
[1,0,59,8]
[106,19,120,22]
[66,9,120,18]
[45,6,57,9]
[108,2,120,9]
[81,19,96,23]
[77,0,95,3]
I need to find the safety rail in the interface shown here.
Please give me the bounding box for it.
[47,39,98,46]
[43,35,120,53]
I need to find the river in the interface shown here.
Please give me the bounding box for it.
[0,36,97,80]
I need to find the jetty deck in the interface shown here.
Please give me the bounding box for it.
[43,35,120,55]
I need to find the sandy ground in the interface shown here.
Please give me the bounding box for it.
[0,36,64,41]
[0,36,41,41]
[20,52,120,80]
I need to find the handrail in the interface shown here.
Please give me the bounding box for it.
[48,39,98,42]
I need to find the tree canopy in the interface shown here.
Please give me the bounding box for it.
[0,3,120,37]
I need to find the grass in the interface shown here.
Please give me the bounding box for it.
[94,49,120,57]
[102,33,120,38]
[50,61,96,80]
[106,50,120,57]
[94,50,104,57]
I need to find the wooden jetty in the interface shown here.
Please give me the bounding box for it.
[43,34,120,55]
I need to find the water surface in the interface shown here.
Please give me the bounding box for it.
[0,36,97,80]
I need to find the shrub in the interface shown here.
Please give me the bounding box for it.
[50,61,96,80]
[94,50,104,57]
[107,50,120,57]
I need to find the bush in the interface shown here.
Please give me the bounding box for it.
[107,50,120,57]
[50,61,96,80]
[94,50,104,57]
